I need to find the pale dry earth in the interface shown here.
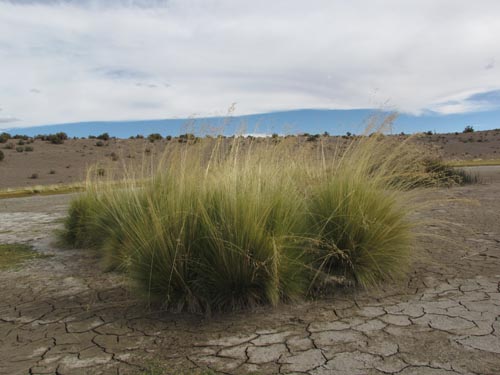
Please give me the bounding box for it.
[0,167,499,375]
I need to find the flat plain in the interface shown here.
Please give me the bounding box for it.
[0,134,499,375]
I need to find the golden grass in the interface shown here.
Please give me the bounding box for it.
[0,183,85,199]
[447,159,500,167]
[58,122,477,312]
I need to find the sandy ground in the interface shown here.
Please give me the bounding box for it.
[1,130,499,190]
[0,138,165,189]
[0,167,499,374]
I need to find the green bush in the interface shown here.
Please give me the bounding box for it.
[16,146,24,152]
[423,160,478,186]
[307,176,411,287]
[36,132,68,144]
[147,133,163,142]
[60,129,458,313]
[0,132,11,143]
[97,132,110,141]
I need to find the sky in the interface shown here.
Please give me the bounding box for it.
[1,0,500,134]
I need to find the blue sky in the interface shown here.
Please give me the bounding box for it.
[1,0,500,134]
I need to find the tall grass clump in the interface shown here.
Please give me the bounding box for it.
[59,119,451,312]
[125,153,310,312]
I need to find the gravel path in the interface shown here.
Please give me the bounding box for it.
[1,170,499,375]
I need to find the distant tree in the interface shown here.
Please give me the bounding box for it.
[178,133,195,143]
[346,131,352,137]
[306,134,320,142]
[147,133,163,142]
[97,132,110,141]
[13,134,29,140]
[45,132,68,144]
[0,132,11,143]
[425,130,433,135]
[463,125,474,133]
[166,135,172,141]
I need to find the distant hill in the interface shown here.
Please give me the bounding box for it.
[2,108,499,138]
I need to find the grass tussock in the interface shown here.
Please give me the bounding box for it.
[0,183,84,199]
[447,158,500,167]
[58,123,474,313]
[0,243,51,270]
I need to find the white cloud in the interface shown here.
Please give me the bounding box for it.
[1,0,500,128]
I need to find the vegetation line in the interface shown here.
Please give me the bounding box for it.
[0,184,85,199]
[447,159,500,167]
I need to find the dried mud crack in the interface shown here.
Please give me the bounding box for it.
[1,171,500,375]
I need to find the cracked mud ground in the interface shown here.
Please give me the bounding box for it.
[1,167,500,375]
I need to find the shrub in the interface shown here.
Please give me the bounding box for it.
[45,132,68,144]
[97,133,110,141]
[61,153,309,312]
[0,150,4,161]
[147,133,163,142]
[423,160,478,185]
[17,139,25,145]
[178,133,195,143]
[16,146,24,152]
[13,134,29,140]
[307,134,320,142]
[49,169,56,174]
[4,143,14,150]
[24,146,34,152]
[307,176,411,287]
[60,124,461,313]
[95,141,104,147]
[463,125,474,133]
[0,132,11,143]
[30,173,38,179]
[59,194,102,248]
